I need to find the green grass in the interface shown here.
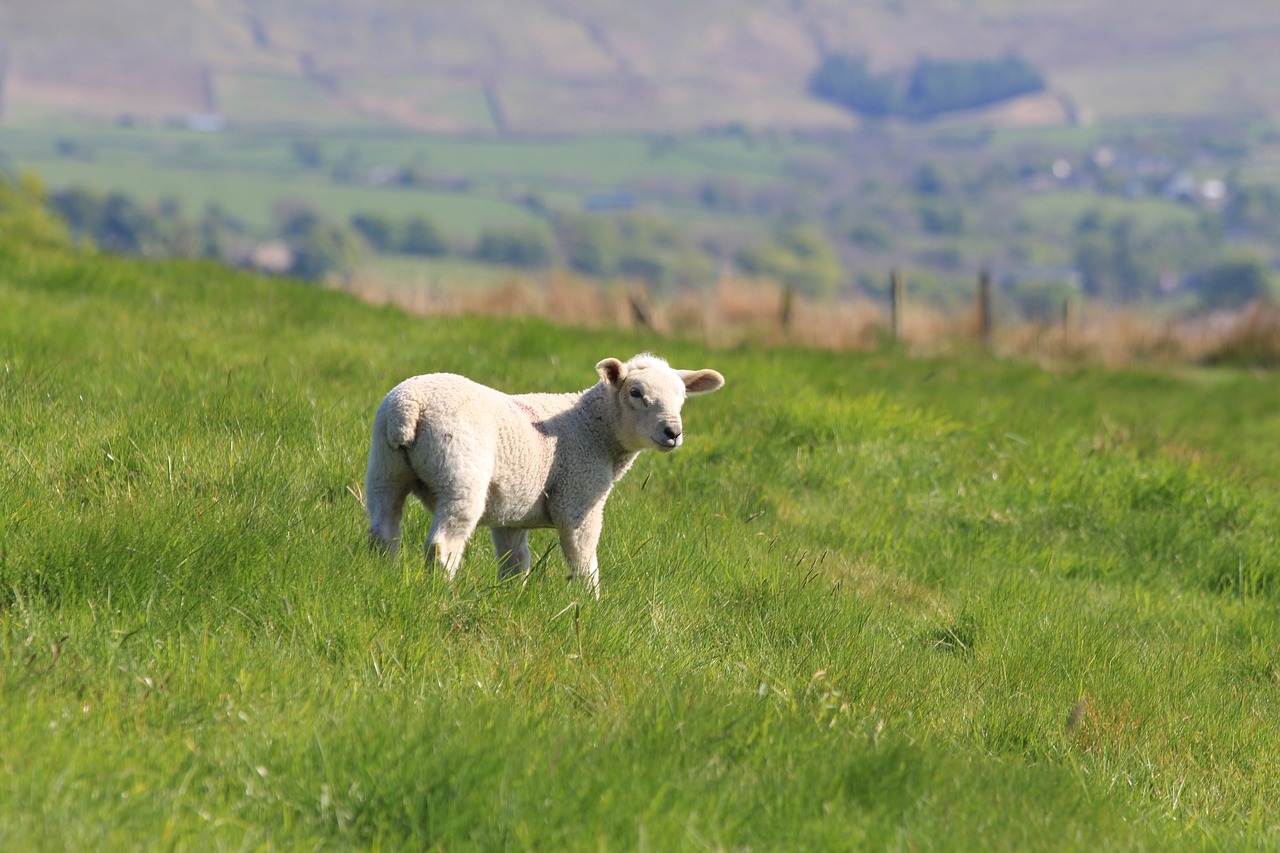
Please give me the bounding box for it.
[1017,191,1202,233]
[3,235,1280,849]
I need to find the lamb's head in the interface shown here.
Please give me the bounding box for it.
[595,353,724,452]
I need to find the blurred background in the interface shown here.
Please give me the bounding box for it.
[2,0,1279,357]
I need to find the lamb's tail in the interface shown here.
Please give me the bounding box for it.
[376,392,422,450]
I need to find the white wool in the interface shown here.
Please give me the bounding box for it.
[364,353,724,596]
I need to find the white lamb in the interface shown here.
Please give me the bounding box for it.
[364,353,724,596]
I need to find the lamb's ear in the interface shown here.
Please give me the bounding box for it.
[678,368,725,396]
[596,358,628,389]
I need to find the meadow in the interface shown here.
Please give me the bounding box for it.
[2,227,1280,849]
[0,125,798,239]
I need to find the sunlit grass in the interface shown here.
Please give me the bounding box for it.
[2,240,1279,849]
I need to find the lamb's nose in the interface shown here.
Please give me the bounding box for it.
[663,426,681,442]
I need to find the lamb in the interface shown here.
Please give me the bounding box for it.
[364,353,724,596]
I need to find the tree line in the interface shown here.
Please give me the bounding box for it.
[41,185,850,297]
[809,54,1046,120]
[34,173,1276,313]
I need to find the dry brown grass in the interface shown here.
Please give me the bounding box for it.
[1196,302,1280,367]
[343,269,1280,369]
[998,301,1280,369]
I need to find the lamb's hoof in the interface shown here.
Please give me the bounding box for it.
[367,533,398,557]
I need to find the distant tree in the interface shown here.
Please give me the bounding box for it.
[616,252,667,285]
[48,187,104,239]
[329,147,362,183]
[697,178,747,213]
[53,137,93,160]
[1190,257,1274,311]
[277,204,322,241]
[735,225,845,298]
[808,53,1045,121]
[351,213,398,252]
[808,55,897,117]
[912,162,950,196]
[393,162,431,188]
[917,200,966,235]
[555,214,617,276]
[1223,184,1280,239]
[615,213,682,252]
[49,186,198,258]
[474,227,553,268]
[278,205,362,280]
[1072,210,1153,301]
[847,222,893,251]
[199,203,244,260]
[399,216,449,256]
[291,139,324,169]
[902,55,1045,119]
[99,193,155,254]
[551,212,711,290]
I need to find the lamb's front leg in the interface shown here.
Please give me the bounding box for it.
[557,505,603,599]
[491,527,531,582]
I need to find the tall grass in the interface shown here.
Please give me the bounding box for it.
[3,237,1280,849]
[350,265,1280,369]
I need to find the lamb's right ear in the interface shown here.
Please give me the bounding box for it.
[678,368,725,396]
[596,358,627,389]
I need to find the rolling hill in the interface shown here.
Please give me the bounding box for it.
[2,0,1279,132]
[4,174,1280,848]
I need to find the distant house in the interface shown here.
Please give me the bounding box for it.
[247,241,294,274]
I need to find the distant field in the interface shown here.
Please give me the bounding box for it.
[214,73,373,128]
[3,114,1277,314]
[0,125,803,241]
[1017,191,1201,232]
[5,0,1280,131]
[13,156,546,239]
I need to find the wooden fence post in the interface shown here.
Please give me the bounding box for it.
[890,269,904,342]
[629,291,654,332]
[1062,295,1080,338]
[779,286,794,333]
[977,270,992,344]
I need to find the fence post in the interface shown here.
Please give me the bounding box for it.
[977,270,992,344]
[890,269,904,342]
[1062,295,1080,338]
[629,291,654,332]
[779,286,794,333]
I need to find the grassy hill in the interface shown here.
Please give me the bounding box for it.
[2,0,1279,132]
[3,184,1280,847]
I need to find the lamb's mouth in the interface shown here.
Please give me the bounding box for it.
[655,436,682,452]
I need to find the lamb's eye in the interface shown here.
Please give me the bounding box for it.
[629,387,643,399]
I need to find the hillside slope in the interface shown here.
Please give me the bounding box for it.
[1,0,1278,131]
[4,183,1280,846]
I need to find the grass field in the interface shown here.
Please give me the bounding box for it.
[0,125,804,244]
[3,227,1280,848]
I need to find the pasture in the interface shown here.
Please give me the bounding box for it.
[0,125,798,239]
[2,236,1280,849]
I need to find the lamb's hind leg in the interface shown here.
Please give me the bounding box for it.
[365,444,419,558]
[426,489,487,580]
[492,527,531,582]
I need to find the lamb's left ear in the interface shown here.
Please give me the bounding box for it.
[677,368,725,396]
[596,358,628,389]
